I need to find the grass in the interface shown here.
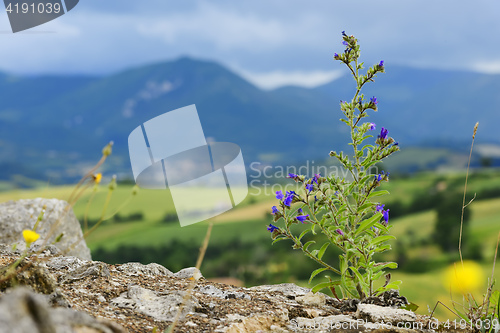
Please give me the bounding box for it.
[392,262,500,321]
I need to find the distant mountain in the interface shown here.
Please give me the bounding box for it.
[0,57,499,182]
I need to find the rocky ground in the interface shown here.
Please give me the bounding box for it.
[0,198,473,332]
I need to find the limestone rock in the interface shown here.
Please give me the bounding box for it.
[247,283,310,298]
[110,284,200,322]
[296,291,326,307]
[0,199,91,260]
[0,251,451,332]
[0,287,126,333]
[356,303,417,325]
[196,285,251,300]
[174,267,203,280]
[115,262,173,277]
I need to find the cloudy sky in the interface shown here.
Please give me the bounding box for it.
[0,0,499,89]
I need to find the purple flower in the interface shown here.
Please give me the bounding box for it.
[375,173,383,182]
[379,127,388,140]
[272,206,279,215]
[369,123,376,131]
[393,142,399,146]
[334,52,339,58]
[312,173,321,184]
[359,97,363,105]
[370,96,378,105]
[335,228,345,236]
[296,215,309,223]
[288,173,298,179]
[379,60,384,67]
[284,192,294,207]
[276,190,284,200]
[375,204,390,225]
[342,41,348,46]
[306,184,314,193]
[382,209,390,225]
[267,224,279,233]
[342,31,347,37]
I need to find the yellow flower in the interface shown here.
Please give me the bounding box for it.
[443,260,483,294]
[93,173,102,184]
[22,229,40,244]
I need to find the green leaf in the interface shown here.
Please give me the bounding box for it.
[360,174,372,184]
[341,274,358,298]
[490,290,500,318]
[339,255,347,274]
[367,190,390,199]
[374,244,391,253]
[373,222,390,234]
[372,262,398,273]
[308,267,328,284]
[369,235,396,247]
[357,202,373,213]
[383,280,402,290]
[317,243,329,260]
[496,291,500,321]
[354,213,382,237]
[337,204,347,215]
[401,302,419,312]
[453,307,470,322]
[303,240,316,252]
[311,281,334,293]
[298,229,310,242]
[372,270,385,281]
[272,237,287,245]
[348,266,365,286]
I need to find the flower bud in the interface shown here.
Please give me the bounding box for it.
[108,175,117,191]
[102,141,114,157]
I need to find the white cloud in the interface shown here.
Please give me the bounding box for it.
[471,61,500,74]
[135,3,322,50]
[0,0,500,76]
[236,69,344,90]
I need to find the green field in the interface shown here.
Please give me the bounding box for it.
[1,170,499,321]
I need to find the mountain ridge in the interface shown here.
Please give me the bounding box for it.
[0,57,498,182]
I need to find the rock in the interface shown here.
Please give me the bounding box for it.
[296,291,326,307]
[196,285,251,300]
[247,283,310,298]
[364,289,409,307]
[0,286,126,333]
[115,262,173,277]
[0,199,91,260]
[174,267,203,280]
[110,284,200,322]
[60,261,110,283]
[356,303,417,325]
[290,314,361,333]
[0,250,451,332]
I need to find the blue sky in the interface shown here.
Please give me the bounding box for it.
[1,0,499,89]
